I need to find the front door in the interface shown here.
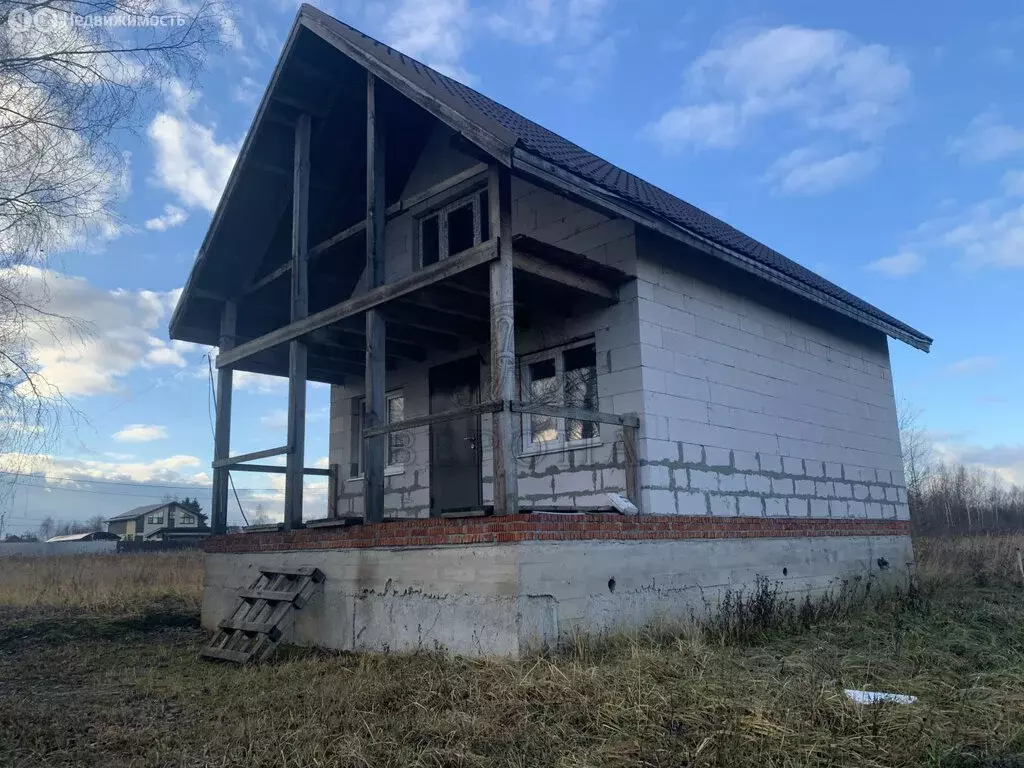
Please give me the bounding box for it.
[429,356,482,513]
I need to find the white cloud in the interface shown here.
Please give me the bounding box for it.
[1003,170,1024,196]
[381,0,473,81]
[930,440,1024,486]
[0,452,207,486]
[488,0,616,95]
[648,26,909,150]
[7,267,192,396]
[647,103,742,149]
[554,36,617,99]
[946,356,998,376]
[234,371,287,394]
[866,250,924,277]
[148,112,239,213]
[144,204,189,232]
[940,202,1024,268]
[566,0,611,44]
[113,424,169,443]
[261,409,288,429]
[487,0,559,44]
[765,146,877,194]
[950,113,1024,164]
[231,75,263,104]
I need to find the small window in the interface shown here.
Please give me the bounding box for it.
[520,342,599,451]
[447,202,475,256]
[179,513,194,526]
[527,358,558,445]
[351,391,406,477]
[417,189,488,267]
[421,215,440,266]
[147,512,164,525]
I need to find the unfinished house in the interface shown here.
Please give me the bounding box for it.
[170,5,932,657]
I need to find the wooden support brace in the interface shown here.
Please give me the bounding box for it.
[488,167,518,515]
[364,72,387,525]
[623,418,641,515]
[211,302,236,535]
[212,444,289,469]
[284,113,311,531]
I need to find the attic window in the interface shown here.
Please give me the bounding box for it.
[418,189,489,267]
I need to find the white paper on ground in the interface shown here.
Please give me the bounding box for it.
[607,493,638,515]
[845,689,917,705]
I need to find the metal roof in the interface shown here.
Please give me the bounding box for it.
[170,4,931,352]
[106,502,207,523]
[298,5,932,351]
[45,531,119,542]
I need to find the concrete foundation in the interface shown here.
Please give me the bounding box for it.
[203,516,913,657]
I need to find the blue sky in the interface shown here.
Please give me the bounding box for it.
[3,0,1023,534]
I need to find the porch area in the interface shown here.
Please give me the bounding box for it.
[169,55,639,534]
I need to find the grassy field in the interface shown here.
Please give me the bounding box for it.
[0,538,1022,767]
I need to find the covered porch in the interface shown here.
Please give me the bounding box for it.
[169,22,639,534]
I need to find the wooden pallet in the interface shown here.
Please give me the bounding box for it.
[201,566,325,664]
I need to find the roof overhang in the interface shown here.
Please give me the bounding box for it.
[510,149,933,352]
[170,3,931,356]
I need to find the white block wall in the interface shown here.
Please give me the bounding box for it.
[633,230,909,521]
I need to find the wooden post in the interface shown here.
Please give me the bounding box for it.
[623,418,641,515]
[284,112,311,531]
[211,302,236,535]
[327,463,339,519]
[487,166,518,515]
[364,72,387,524]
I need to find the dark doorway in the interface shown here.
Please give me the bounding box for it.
[429,356,482,513]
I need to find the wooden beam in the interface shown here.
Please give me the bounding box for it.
[313,326,426,361]
[245,261,292,296]
[392,294,488,324]
[211,302,236,535]
[308,217,367,258]
[362,401,503,437]
[221,463,331,476]
[513,252,617,301]
[381,302,487,342]
[247,160,334,191]
[327,463,339,518]
[622,419,641,514]
[302,9,514,164]
[488,167,518,515]
[213,445,290,469]
[284,113,311,531]
[217,239,497,368]
[364,72,386,525]
[509,401,641,428]
[307,162,488,258]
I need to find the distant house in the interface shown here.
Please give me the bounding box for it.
[45,531,120,543]
[106,502,211,542]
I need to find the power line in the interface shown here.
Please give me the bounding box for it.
[0,470,281,492]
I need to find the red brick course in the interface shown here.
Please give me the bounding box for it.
[205,514,911,554]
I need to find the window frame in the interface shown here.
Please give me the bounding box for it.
[146,511,164,525]
[349,389,407,480]
[179,512,194,526]
[416,188,488,268]
[518,340,601,455]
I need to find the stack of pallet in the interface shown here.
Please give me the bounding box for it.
[201,565,325,664]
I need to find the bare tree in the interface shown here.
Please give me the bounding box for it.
[249,502,271,527]
[86,513,105,531]
[0,1,232,533]
[897,397,933,513]
[36,514,54,539]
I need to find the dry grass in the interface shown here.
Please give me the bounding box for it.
[0,538,1022,767]
[917,533,1024,588]
[0,551,202,613]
